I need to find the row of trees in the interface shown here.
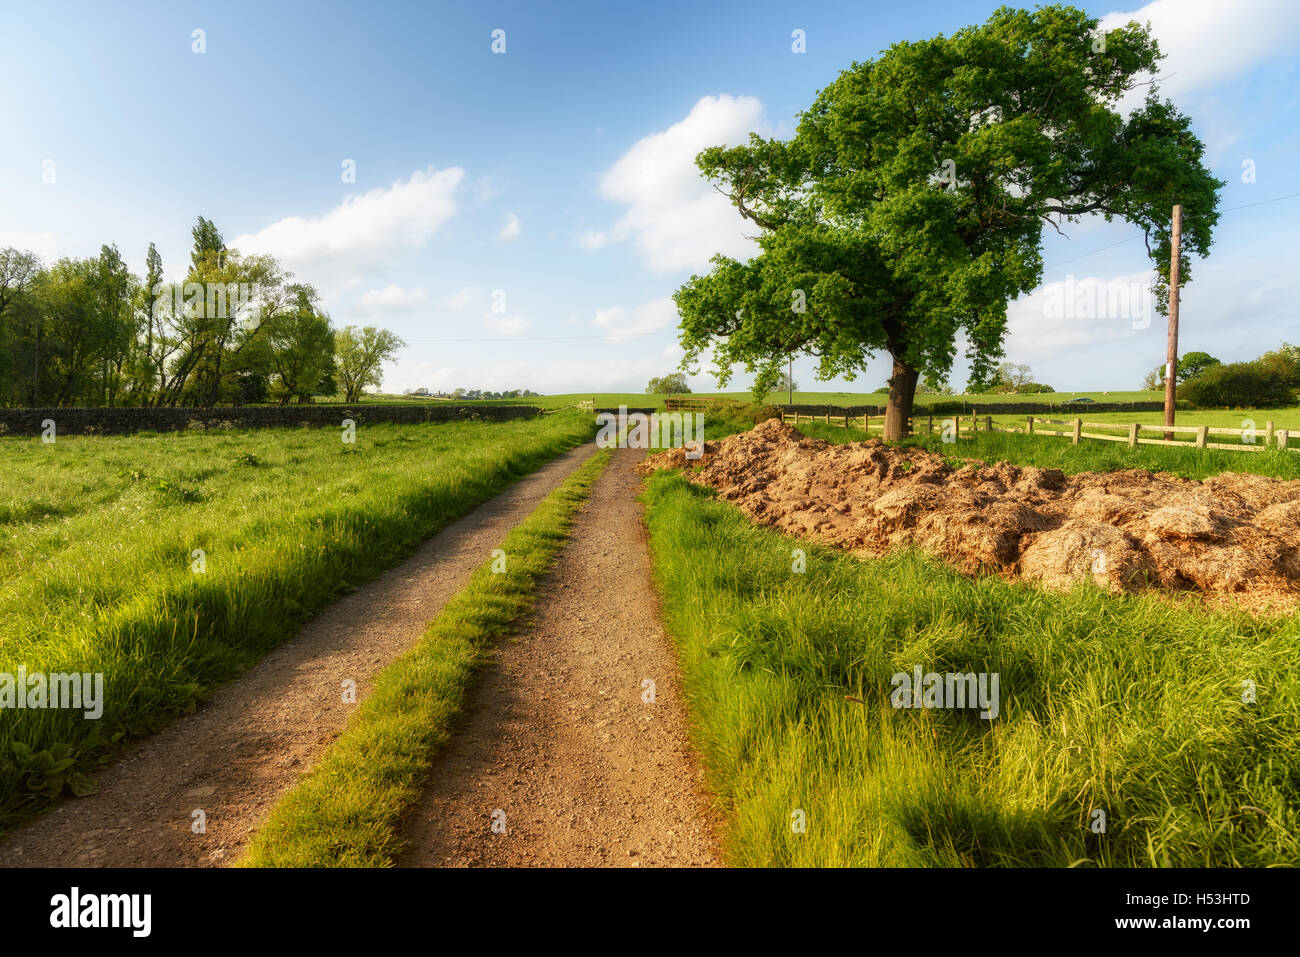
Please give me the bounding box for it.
[0,218,403,407]
[449,388,540,400]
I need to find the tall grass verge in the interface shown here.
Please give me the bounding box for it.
[642,471,1300,866]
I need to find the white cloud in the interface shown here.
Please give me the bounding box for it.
[231,166,463,281]
[0,230,59,260]
[593,94,767,271]
[1101,0,1300,105]
[591,297,678,337]
[359,284,426,308]
[577,229,609,250]
[484,315,530,335]
[499,212,521,241]
[447,286,478,309]
[1005,271,1159,359]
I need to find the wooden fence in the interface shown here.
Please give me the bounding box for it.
[779,410,1295,452]
[663,397,717,413]
[1005,417,1292,451]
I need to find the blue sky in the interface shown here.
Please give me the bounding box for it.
[2,0,1298,395]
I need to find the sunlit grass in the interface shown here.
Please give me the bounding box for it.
[643,471,1300,867]
[0,411,594,830]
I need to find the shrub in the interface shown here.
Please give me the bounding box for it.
[1178,359,1297,408]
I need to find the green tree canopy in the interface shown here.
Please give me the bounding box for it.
[1176,350,1220,382]
[335,325,405,402]
[673,4,1222,438]
[266,284,336,404]
[646,372,692,394]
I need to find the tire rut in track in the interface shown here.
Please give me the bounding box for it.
[399,447,721,868]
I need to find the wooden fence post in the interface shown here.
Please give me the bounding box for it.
[985,415,992,433]
[1279,429,1290,450]
[1266,421,1275,446]
[825,405,830,425]
[1027,416,1034,435]
[928,415,934,435]
[1196,425,1208,448]
[844,413,849,430]
[1071,418,1082,445]
[1128,422,1138,448]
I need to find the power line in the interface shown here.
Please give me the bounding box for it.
[405,191,1300,344]
[402,330,665,343]
[1045,234,1143,269]
[1044,189,1300,271]
[1221,189,1300,213]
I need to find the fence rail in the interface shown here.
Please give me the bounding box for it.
[778,410,1296,453]
[663,397,717,413]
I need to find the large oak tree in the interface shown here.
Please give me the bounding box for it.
[673,4,1222,439]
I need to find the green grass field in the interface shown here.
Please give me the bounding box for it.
[643,470,1300,866]
[0,411,595,830]
[327,390,1300,444]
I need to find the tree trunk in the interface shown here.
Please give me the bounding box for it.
[883,354,918,441]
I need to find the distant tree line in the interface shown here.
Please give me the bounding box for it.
[402,387,540,400]
[447,388,540,400]
[0,217,403,407]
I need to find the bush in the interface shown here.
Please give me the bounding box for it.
[1178,359,1297,408]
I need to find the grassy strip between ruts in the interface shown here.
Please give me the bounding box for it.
[239,449,610,867]
[642,469,1300,867]
[0,411,595,831]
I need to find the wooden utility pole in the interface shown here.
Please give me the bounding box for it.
[1163,204,1183,442]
